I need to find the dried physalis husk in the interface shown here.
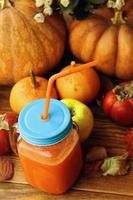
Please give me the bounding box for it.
[101,152,130,176]
[86,146,108,162]
[85,160,103,176]
[0,157,14,182]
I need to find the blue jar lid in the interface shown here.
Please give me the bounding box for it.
[18,99,72,146]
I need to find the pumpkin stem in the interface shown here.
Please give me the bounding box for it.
[111,10,126,24]
[107,0,126,24]
[30,70,40,88]
[0,0,12,9]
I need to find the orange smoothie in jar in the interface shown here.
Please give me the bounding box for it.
[18,99,82,194]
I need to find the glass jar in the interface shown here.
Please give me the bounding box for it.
[17,99,82,194]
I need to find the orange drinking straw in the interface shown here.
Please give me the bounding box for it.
[42,60,97,120]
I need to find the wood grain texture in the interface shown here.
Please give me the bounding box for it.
[1,183,133,200]
[0,184,132,200]
[0,86,132,200]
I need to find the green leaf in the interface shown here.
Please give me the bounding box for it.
[84,2,93,12]
[57,0,107,19]
[101,153,130,176]
[73,0,91,19]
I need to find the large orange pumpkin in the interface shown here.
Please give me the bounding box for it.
[69,1,133,80]
[0,0,66,85]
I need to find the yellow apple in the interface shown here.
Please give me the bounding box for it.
[61,98,94,142]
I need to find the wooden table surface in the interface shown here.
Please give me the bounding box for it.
[0,85,132,200]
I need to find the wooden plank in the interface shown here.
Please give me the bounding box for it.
[1,183,133,200]
[0,86,11,111]
[74,163,133,196]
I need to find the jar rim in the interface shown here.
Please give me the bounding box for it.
[18,99,72,146]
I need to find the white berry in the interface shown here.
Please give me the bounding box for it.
[60,0,70,8]
[34,13,45,23]
[43,6,53,16]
